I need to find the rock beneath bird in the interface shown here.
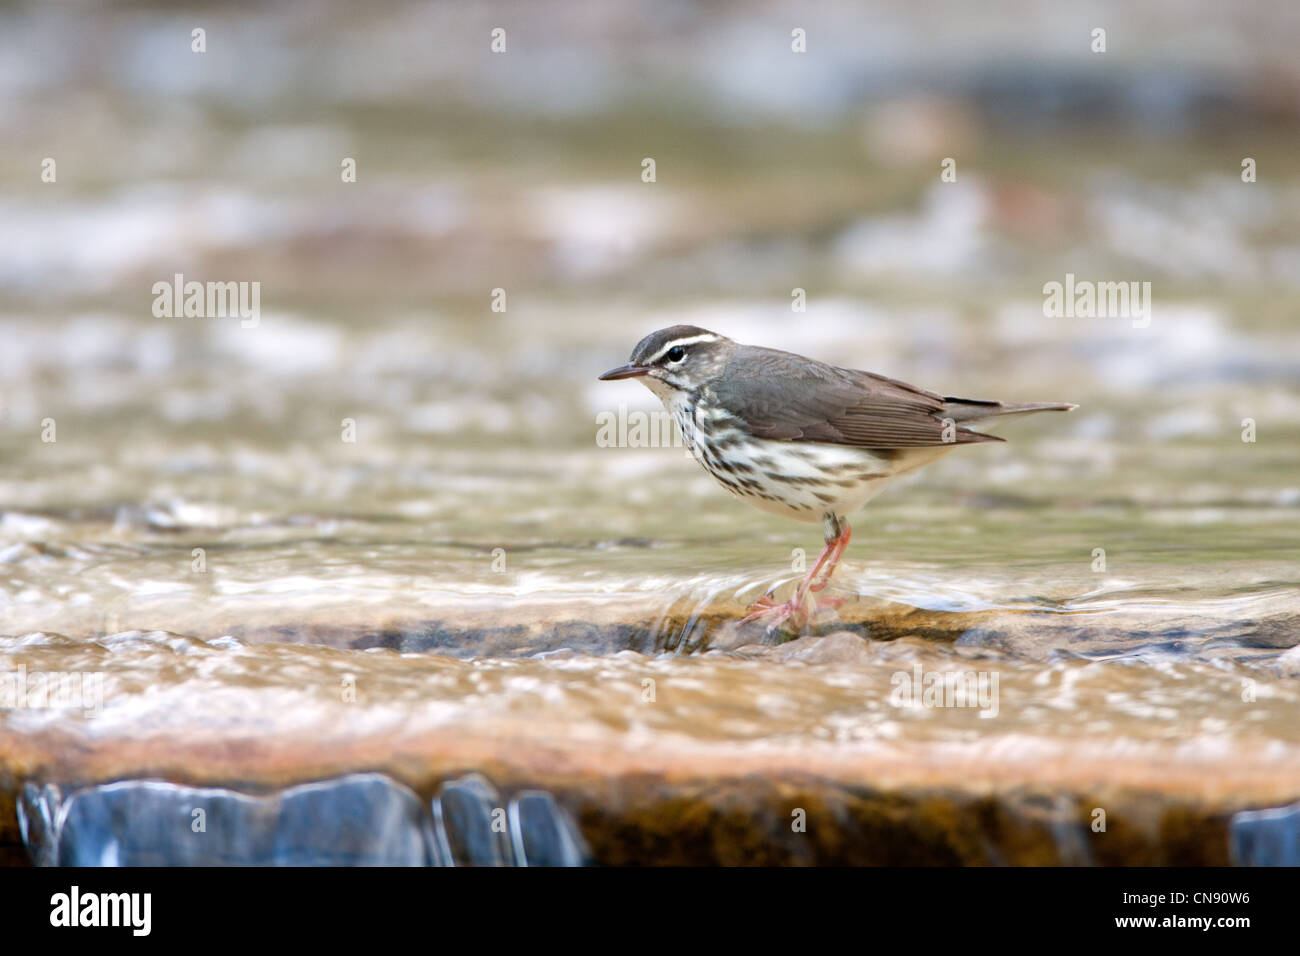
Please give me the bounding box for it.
[771,630,875,665]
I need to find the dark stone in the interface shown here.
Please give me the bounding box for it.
[1231,801,1300,866]
[432,774,510,865]
[510,791,588,866]
[44,774,434,866]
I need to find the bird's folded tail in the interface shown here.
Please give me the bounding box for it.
[941,397,1079,425]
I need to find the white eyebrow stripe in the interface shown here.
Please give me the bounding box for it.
[643,334,719,364]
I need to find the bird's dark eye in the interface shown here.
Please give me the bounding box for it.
[666,346,687,362]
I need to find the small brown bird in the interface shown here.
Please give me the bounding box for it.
[599,326,1076,630]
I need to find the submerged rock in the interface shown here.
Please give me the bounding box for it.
[771,631,876,665]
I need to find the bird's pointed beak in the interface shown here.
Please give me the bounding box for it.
[598,363,650,381]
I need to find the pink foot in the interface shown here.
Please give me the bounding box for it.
[741,590,808,631]
[741,522,853,633]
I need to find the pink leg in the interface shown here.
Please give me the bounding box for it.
[742,522,852,631]
[806,524,852,595]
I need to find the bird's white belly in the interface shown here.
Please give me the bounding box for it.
[651,385,955,523]
[704,435,899,523]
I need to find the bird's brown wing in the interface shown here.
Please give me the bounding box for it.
[712,346,1002,448]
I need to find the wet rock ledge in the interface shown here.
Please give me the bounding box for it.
[2,622,1299,866]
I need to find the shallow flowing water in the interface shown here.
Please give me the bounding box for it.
[4,292,1299,863]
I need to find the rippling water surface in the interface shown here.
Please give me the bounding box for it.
[4,290,1298,847]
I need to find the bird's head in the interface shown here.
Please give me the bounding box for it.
[598,325,735,398]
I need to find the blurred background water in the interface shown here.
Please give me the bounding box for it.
[1,0,1299,865]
